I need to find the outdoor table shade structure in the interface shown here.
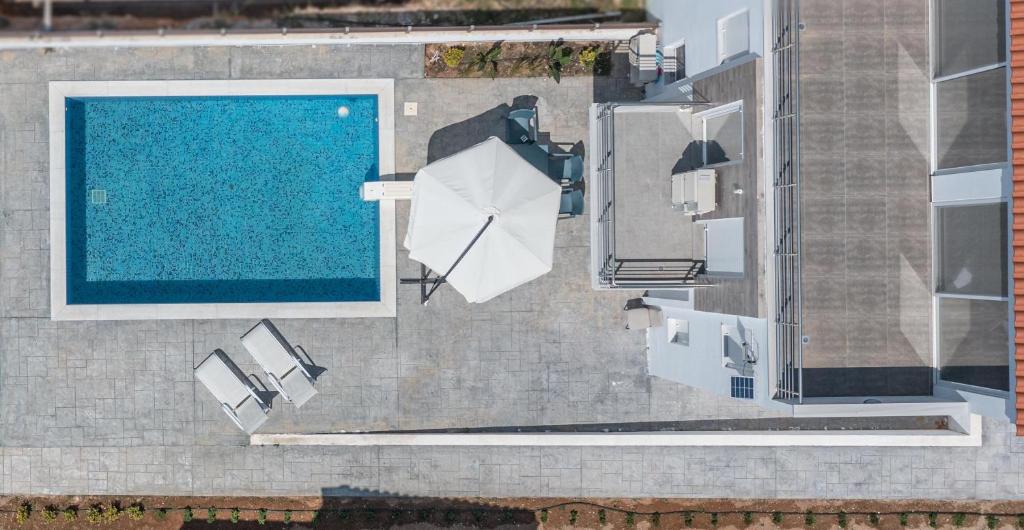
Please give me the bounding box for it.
[402,136,562,304]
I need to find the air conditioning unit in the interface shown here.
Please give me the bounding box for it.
[671,169,717,216]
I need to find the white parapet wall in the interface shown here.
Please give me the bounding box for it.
[0,24,650,50]
[251,414,983,447]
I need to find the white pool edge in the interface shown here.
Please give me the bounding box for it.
[48,79,397,320]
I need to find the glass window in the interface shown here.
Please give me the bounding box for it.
[933,0,1005,78]
[935,66,1008,170]
[936,203,1007,297]
[938,298,1009,391]
[703,107,743,165]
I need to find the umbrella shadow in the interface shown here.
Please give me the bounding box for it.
[426,95,538,163]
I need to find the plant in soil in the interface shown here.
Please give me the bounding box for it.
[63,506,78,522]
[579,47,599,70]
[869,513,880,526]
[928,512,938,528]
[230,508,240,523]
[684,511,694,527]
[154,508,167,521]
[15,501,31,524]
[546,40,573,83]
[953,513,967,527]
[651,512,661,527]
[839,511,848,528]
[103,504,121,523]
[126,504,144,521]
[442,47,465,69]
[711,512,719,527]
[569,509,578,526]
[284,510,292,524]
[626,511,636,527]
[773,512,785,525]
[257,508,268,525]
[540,508,548,523]
[86,505,103,524]
[988,515,1000,529]
[470,43,502,79]
[744,511,754,524]
[899,513,909,526]
[598,508,607,525]
[804,510,816,526]
[1018,514,1024,528]
[41,505,58,522]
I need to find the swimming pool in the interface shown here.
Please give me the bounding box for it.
[49,80,396,320]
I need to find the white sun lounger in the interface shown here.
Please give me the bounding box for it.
[240,319,318,408]
[194,349,269,434]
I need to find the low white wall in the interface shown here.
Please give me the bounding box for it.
[251,415,982,447]
[0,25,647,50]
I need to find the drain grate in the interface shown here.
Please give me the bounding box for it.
[90,189,107,205]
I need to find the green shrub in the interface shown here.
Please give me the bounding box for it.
[41,505,58,522]
[1017,514,1024,528]
[988,515,1000,529]
[744,511,754,525]
[804,510,816,526]
[470,44,502,79]
[103,504,121,523]
[15,502,31,524]
[443,47,465,69]
[154,508,167,521]
[283,510,292,524]
[929,512,938,528]
[684,511,694,527]
[899,513,909,526]
[207,507,217,524]
[869,513,880,526]
[183,507,194,523]
[257,508,268,525]
[953,513,967,527]
[598,509,607,524]
[311,509,321,526]
[569,509,578,526]
[711,512,719,527]
[126,504,144,521]
[540,508,548,523]
[230,507,240,523]
[579,47,599,70]
[651,512,661,527]
[63,507,78,522]
[546,40,573,83]
[627,511,636,527]
[86,505,103,524]
[773,512,784,525]
[839,511,848,528]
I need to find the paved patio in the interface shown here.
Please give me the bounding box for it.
[0,42,1022,500]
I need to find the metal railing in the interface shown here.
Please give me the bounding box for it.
[771,0,802,402]
[592,102,713,289]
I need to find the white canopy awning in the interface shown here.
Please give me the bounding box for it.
[404,136,562,303]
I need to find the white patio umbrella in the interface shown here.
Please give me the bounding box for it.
[403,136,562,304]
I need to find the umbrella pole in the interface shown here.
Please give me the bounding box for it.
[423,215,495,305]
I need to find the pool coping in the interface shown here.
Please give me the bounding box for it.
[48,79,397,320]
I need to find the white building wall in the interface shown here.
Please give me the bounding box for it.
[646,0,765,78]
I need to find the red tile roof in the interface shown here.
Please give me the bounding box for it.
[1012,0,1024,435]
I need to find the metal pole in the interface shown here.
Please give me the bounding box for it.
[422,215,495,304]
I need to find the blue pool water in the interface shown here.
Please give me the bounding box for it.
[65,95,381,304]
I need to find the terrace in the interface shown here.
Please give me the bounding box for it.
[0,42,779,459]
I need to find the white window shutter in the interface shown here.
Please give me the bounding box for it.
[717,10,749,63]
